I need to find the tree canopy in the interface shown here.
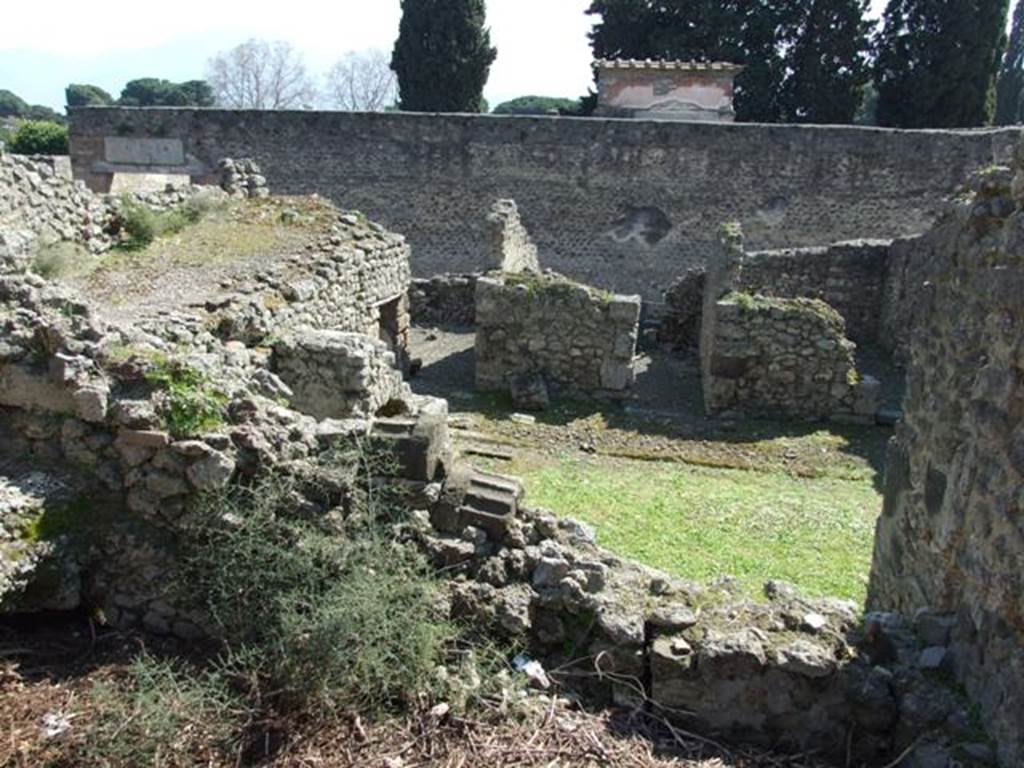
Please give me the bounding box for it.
[492,96,578,115]
[0,89,29,118]
[65,83,115,107]
[391,0,497,112]
[874,0,1011,127]
[118,78,215,107]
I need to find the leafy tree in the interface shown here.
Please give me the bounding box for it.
[8,121,69,155]
[391,0,497,112]
[996,0,1024,124]
[119,78,184,107]
[177,80,216,107]
[206,40,318,109]
[24,105,63,123]
[586,0,871,124]
[65,83,115,107]
[114,78,213,107]
[875,0,1011,128]
[493,96,579,115]
[0,89,29,117]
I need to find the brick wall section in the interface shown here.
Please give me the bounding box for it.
[474,273,641,395]
[67,108,1018,300]
[869,164,1024,766]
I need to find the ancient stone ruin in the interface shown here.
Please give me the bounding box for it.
[700,224,879,422]
[1,110,1022,766]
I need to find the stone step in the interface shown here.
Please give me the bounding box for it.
[463,486,517,517]
[457,503,513,539]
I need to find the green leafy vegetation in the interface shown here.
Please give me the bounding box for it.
[492,95,578,115]
[0,89,64,124]
[874,0,1010,127]
[7,120,69,155]
[65,83,115,107]
[117,77,215,107]
[392,0,497,112]
[30,241,91,280]
[503,453,880,603]
[178,449,458,716]
[79,654,245,767]
[145,356,229,437]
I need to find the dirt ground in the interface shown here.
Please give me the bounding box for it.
[0,617,830,768]
[409,325,894,485]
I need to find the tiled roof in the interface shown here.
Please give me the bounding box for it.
[596,59,744,73]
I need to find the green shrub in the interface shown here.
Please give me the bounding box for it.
[115,194,219,251]
[145,356,228,437]
[8,120,69,155]
[79,653,245,767]
[30,240,90,279]
[117,198,158,250]
[179,457,456,716]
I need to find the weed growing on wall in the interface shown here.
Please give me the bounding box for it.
[145,356,228,437]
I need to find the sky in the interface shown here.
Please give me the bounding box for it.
[1,0,892,112]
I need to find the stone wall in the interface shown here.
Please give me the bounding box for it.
[700,225,878,421]
[657,268,705,352]
[0,272,448,634]
[487,199,539,273]
[410,273,479,326]
[426,468,991,766]
[869,163,1024,766]
[273,330,409,420]
[192,212,411,358]
[704,294,877,420]
[475,273,641,398]
[67,108,1018,299]
[740,240,891,344]
[0,153,113,268]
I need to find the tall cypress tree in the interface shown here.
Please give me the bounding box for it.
[391,0,497,113]
[995,0,1024,124]
[875,0,1011,128]
[778,0,872,123]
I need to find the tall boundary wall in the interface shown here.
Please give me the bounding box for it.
[68,108,1018,299]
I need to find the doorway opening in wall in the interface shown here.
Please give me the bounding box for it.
[377,294,408,372]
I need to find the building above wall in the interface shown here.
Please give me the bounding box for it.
[595,59,744,122]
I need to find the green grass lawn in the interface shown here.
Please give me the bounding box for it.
[506,454,882,604]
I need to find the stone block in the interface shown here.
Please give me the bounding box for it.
[370,411,450,483]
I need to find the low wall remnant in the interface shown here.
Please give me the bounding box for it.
[700,225,878,421]
[475,272,641,401]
